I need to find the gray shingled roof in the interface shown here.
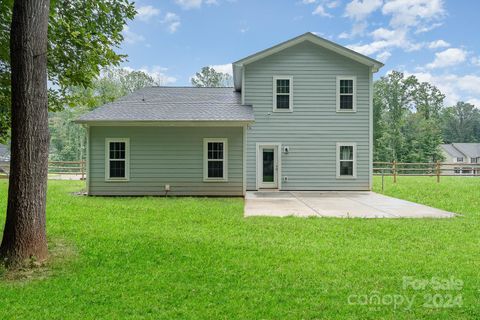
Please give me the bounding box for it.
[76,87,254,123]
[440,144,465,158]
[451,143,480,158]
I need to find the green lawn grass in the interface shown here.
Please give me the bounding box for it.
[0,177,479,319]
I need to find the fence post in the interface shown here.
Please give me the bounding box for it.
[381,168,384,192]
[436,160,440,183]
[81,161,85,181]
[393,160,397,183]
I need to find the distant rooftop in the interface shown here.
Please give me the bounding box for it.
[441,143,480,158]
[451,143,480,158]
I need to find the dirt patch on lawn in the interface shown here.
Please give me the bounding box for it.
[0,238,77,283]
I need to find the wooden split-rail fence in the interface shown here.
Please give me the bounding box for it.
[373,161,480,183]
[0,160,86,180]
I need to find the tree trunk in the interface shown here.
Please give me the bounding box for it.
[0,0,50,268]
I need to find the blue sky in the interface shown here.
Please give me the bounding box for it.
[120,0,480,106]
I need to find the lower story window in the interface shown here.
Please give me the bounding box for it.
[204,138,227,181]
[337,143,356,178]
[105,138,129,180]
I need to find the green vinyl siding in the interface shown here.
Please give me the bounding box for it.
[88,126,243,196]
[244,41,372,190]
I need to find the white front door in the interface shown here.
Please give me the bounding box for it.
[259,145,278,189]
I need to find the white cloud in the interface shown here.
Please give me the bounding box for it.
[162,12,181,33]
[312,4,332,17]
[136,5,160,22]
[342,0,382,38]
[302,0,316,3]
[467,98,480,107]
[348,27,421,55]
[344,0,383,20]
[415,22,443,34]
[125,65,177,85]
[326,0,340,8]
[428,40,450,49]
[175,0,219,9]
[122,26,145,44]
[376,51,391,62]
[339,21,367,39]
[426,48,467,69]
[405,71,480,106]
[175,0,202,9]
[343,0,447,54]
[210,63,233,75]
[382,0,445,31]
[471,56,480,67]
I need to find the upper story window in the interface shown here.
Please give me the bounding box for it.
[336,142,357,179]
[471,157,478,164]
[456,157,464,162]
[336,76,356,112]
[273,76,293,112]
[204,138,228,182]
[105,138,130,181]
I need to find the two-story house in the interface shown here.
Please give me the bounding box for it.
[440,143,480,175]
[76,33,384,196]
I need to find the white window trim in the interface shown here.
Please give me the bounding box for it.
[336,142,357,179]
[336,76,357,112]
[273,76,293,112]
[203,138,228,182]
[105,138,130,181]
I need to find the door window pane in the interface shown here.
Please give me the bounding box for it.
[263,149,274,182]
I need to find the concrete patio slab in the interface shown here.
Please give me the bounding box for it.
[245,191,455,218]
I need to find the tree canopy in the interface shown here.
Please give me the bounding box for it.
[0,0,136,143]
[191,66,233,87]
[441,102,480,143]
[374,71,446,162]
[49,67,159,161]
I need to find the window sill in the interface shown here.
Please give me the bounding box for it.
[105,178,130,182]
[336,175,357,180]
[203,178,228,183]
[272,109,293,113]
[336,109,357,113]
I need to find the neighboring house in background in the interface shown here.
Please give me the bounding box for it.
[440,143,480,175]
[0,144,10,161]
[76,32,384,196]
[0,144,10,176]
